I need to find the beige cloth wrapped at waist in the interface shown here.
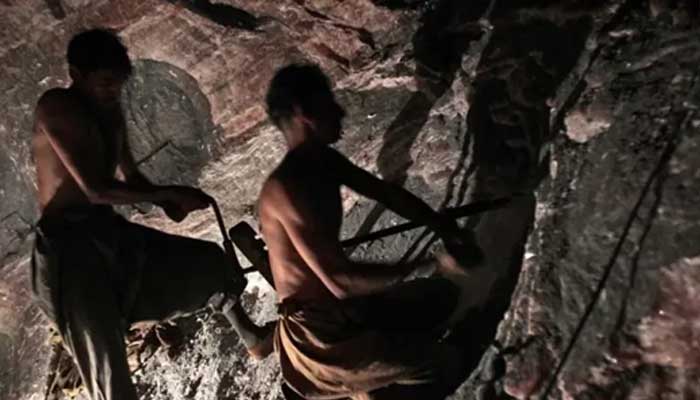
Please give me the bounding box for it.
[274,299,438,400]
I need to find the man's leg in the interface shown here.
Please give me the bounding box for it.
[218,299,275,358]
[126,223,271,355]
[367,341,466,400]
[60,248,139,400]
[347,280,467,400]
[358,277,459,334]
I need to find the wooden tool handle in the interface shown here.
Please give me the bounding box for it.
[340,196,514,248]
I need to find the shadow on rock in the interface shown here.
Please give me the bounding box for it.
[347,0,491,252]
[446,4,596,399]
[349,2,598,399]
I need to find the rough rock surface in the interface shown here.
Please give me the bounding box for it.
[1,1,699,400]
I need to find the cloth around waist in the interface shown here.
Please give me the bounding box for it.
[37,205,121,237]
[277,297,360,315]
[276,297,373,330]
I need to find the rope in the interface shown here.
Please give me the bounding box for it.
[539,78,698,399]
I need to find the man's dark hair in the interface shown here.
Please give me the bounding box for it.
[266,64,333,128]
[67,29,132,75]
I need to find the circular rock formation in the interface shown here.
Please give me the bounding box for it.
[123,59,217,186]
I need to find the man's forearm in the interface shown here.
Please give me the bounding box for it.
[87,179,170,205]
[383,185,444,231]
[124,171,171,208]
[335,261,416,298]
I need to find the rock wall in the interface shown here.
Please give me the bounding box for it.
[496,8,700,398]
[1,1,698,399]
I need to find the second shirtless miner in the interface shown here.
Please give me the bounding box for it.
[31,29,269,400]
[259,64,474,400]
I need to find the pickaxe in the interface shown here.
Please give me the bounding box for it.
[224,195,516,286]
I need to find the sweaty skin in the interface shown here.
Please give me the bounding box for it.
[34,88,122,214]
[261,66,491,400]
[259,66,474,306]
[33,85,206,219]
[259,141,457,303]
[34,80,275,348]
[258,74,467,303]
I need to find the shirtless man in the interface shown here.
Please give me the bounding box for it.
[259,64,472,399]
[31,29,268,400]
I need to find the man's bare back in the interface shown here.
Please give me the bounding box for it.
[33,88,124,215]
[259,143,344,302]
[33,75,212,221]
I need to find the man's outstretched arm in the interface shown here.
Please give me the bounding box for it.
[326,148,458,237]
[115,128,208,221]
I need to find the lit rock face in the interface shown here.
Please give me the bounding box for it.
[493,7,700,400]
[1,1,699,400]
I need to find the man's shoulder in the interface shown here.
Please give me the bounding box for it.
[296,143,344,161]
[35,89,93,139]
[38,88,77,106]
[283,144,348,174]
[36,88,85,118]
[261,168,292,200]
[258,174,288,221]
[260,159,309,208]
[271,151,308,180]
